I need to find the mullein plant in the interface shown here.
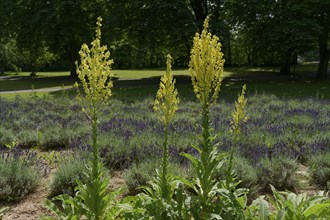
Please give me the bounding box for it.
[153,54,179,197]
[43,17,124,220]
[180,17,247,219]
[125,55,187,219]
[226,85,248,186]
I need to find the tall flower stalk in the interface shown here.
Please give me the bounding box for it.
[131,55,181,219]
[228,84,248,176]
[75,16,113,181]
[154,54,179,191]
[182,17,226,219]
[189,17,224,156]
[44,17,123,220]
[73,16,114,220]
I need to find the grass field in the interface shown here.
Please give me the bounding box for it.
[0,63,329,100]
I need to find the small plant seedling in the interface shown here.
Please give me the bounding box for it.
[4,140,18,150]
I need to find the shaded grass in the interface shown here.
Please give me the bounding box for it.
[1,78,330,101]
[1,63,329,100]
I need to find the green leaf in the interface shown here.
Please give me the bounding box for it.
[303,203,330,217]
[270,185,285,209]
[210,213,223,219]
[258,197,270,220]
[180,152,199,168]
[275,208,287,220]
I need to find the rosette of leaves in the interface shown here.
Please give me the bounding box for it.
[246,185,330,219]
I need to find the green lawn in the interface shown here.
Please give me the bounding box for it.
[1,63,329,100]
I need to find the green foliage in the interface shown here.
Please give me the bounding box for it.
[226,0,319,69]
[124,160,194,195]
[247,185,330,219]
[43,17,129,220]
[38,150,60,166]
[19,45,57,75]
[0,206,9,220]
[125,171,187,220]
[49,157,89,197]
[124,160,159,194]
[218,155,259,195]
[257,157,299,192]
[174,19,247,219]
[133,53,183,219]
[44,161,126,220]
[0,37,20,73]
[0,153,40,202]
[232,156,258,190]
[308,152,330,190]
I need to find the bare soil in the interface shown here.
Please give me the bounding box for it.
[1,164,125,220]
[2,169,55,220]
[0,161,318,219]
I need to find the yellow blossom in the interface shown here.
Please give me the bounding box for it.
[154,54,180,125]
[231,84,248,135]
[189,17,225,105]
[75,17,113,105]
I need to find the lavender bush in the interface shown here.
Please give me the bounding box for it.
[1,95,329,164]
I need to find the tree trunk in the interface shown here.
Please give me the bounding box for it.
[227,36,232,66]
[68,43,78,77]
[291,53,298,65]
[189,0,208,31]
[317,52,330,79]
[317,13,329,79]
[317,22,330,79]
[280,51,292,75]
[0,62,4,74]
[280,61,291,75]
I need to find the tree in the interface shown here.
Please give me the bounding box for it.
[107,0,196,68]
[0,0,17,73]
[44,0,111,76]
[107,0,229,68]
[225,0,318,74]
[11,0,110,76]
[313,0,330,79]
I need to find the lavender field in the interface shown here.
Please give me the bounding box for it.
[0,94,330,197]
[1,95,329,159]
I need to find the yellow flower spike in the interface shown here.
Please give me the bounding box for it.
[231,84,248,135]
[189,17,225,105]
[75,16,113,106]
[154,54,180,125]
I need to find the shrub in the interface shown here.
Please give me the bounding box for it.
[0,127,15,149]
[233,156,259,189]
[125,160,159,194]
[308,152,330,190]
[217,155,258,189]
[125,160,194,194]
[0,152,40,202]
[256,156,299,192]
[49,157,89,197]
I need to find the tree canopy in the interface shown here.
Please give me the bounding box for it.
[0,0,329,78]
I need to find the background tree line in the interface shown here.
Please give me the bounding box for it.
[0,0,329,78]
